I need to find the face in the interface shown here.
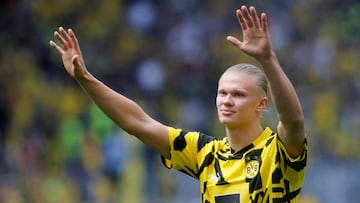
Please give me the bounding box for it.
[216,71,268,128]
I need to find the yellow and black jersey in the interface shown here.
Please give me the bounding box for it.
[162,127,307,203]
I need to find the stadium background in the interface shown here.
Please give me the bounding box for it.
[1,0,359,202]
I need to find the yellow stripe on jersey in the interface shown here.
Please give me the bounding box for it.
[162,127,307,203]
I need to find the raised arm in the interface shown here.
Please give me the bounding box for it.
[49,27,170,158]
[227,6,305,157]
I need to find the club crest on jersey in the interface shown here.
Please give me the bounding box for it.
[245,160,260,179]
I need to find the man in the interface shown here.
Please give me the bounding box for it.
[50,5,307,203]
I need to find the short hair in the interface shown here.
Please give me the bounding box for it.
[222,63,268,95]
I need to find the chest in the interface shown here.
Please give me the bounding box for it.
[204,148,266,185]
[199,148,277,202]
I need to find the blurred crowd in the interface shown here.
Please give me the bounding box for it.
[1,0,360,202]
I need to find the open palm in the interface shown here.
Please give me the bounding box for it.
[49,27,87,78]
[227,6,272,60]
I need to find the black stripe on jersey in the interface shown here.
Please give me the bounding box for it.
[245,149,263,162]
[202,181,208,195]
[233,144,254,159]
[179,165,198,178]
[286,139,308,171]
[272,167,283,184]
[251,188,268,203]
[247,172,263,193]
[216,152,229,161]
[198,149,215,178]
[272,187,284,193]
[275,146,281,163]
[265,135,275,147]
[214,158,229,185]
[273,179,302,202]
[202,181,211,203]
[287,153,307,171]
[174,130,189,151]
[216,144,254,161]
[279,145,307,172]
[198,133,215,152]
[219,148,231,154]
[276,135,307,172]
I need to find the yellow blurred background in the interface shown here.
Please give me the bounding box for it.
[1,0,360,202]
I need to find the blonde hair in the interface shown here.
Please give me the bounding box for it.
[222,63,268,95]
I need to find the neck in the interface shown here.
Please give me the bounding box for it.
[225,122,264,152]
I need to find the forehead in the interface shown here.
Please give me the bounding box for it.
[218,71,259,90]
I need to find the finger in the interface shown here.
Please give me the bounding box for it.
[261,13,268,32]
[249,6,260,29]
[241,5,253,28]
[49,40,64,56]
[68,29,80,51]
[54,31,68,49]
[236,9,247,30]
[59,27,73,48]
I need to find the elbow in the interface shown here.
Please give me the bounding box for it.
[279,113,305,132]
[120,119,143,136]
[118,115,150,137]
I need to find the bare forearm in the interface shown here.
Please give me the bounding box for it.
[259,53,304,126]
[75,71,150,134]
[72,71,170,157]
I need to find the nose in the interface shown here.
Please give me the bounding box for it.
[222,94,234,106]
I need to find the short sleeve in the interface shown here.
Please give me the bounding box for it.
[161,127,200,179]
[277,136,308,186]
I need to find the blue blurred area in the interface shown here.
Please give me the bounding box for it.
[1,0,360,202]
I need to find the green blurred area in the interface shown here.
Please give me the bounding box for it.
[0,0,359,202]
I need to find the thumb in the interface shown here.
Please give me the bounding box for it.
[72,55,81,68]
[71,54,87,78]
[226,36,242,48]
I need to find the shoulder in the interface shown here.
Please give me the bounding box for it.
[167,126,220,152]
[261,127,307,171]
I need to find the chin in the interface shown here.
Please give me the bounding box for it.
[218,118,234,125]
[219,116,245,127]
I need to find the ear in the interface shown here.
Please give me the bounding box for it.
[256,96,268,112]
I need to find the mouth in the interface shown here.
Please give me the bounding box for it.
[220,109,236,116]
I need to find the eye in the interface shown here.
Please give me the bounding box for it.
[233,91,245,97]
[218,90,227,96]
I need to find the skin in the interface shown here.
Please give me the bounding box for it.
[216,71,268,152]
[225,6,305,157]
[49,6,305,159]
